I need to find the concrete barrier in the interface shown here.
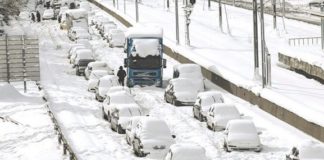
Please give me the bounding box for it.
[88,0,324,143]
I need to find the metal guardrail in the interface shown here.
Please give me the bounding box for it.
[37,84,78,160]
[288,36,321,46]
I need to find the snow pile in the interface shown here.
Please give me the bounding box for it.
[131,39,160,57]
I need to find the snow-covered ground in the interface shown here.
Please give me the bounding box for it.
[96,0,324,128]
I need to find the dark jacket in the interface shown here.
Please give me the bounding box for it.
[117,69,126,80]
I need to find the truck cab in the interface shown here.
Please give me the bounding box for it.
[124,27,166,87]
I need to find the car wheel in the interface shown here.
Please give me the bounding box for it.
[224,142,231,152]
[198,113,204,122]
[117,125,124,134]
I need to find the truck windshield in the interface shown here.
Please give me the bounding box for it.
[129,55,161,69]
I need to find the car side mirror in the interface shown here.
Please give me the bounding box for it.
[162,59,167,68]
[124,58,128,67]
[172,135,176,139]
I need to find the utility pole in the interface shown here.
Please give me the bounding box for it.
[208,0,211,8]
[135,0,139,22]
[273,0,277,29]
[175,0,180,44]
[321,3,324,50]
[124,0,126,14]
[283,0,285,18]
[253,0,259,79]
[184,6,192,46]
[219,0,223,31]
[167,0,170,10]
[117,0,119,9]
[260,0,266,87]
[113,0,116,7]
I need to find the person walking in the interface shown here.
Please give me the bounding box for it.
[31,13,35,22]
[117,66,126,86]
[36,11,41,22]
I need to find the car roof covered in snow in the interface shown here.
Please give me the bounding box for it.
[297,140,324,159]
[226,119,257,134]
[197,90,224,104]
[211,103,240,116]
[139,117,172,138]
[169,143,208,160]
[107,91,135,104]
[125,26,163,38]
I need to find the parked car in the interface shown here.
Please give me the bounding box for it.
[223,119,262,152]
[68,45,89,59]
[206,103,241,131]
[84,61,113,80]
[75,31,91,41]
[101,23,117,38]
[193,91,224,122]
[132,117,176,158]
[125,116,143,145]
[71,48,92,66]
[90,15,104,26]
[87,70,109,92]
[42,9,55,20]
[102,91,136,121]
[73,50,95,76]
[110,104,144,134]
[164,143,208,160]
[107,29,125,47]
[95,75,119,102]
[286,141,324,160]
[95,17,109,28]
[173,63,203,79]
[98,19,115,34]
[164,78,204,106]
[68,27,88,41]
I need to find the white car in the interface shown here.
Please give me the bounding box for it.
[164,143,208,160]
[286,141,324,160]
[71,48,92,66]
[110,104,144,134]
[206,103,241,131]
[95,75,119,102]
[173,63,203,79]
[68,45,89,59]
[73,50,94,76]
[102,91,136,121]
[132,117,176,158]
[75,31,91,41]
[164,78,204,106]
[125,116,143,145]
[101,23,117,38]
[193,90,224,122]
[68,27,88,41]
[84,61,113,80]
[42,9,55,20]
[223,119,262,152]
[87,70,109,92]
[107,29,125,47]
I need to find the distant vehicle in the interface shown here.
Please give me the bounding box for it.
[107,29,125,47]
[95,75,119,102]
[206,103,241,131]
[84,61,113,80]
[73,49,94,76]
[286,141,324,160]
[223,119,262,152]
[193,90,224,122]
[102,91,136,121]
[90,14,104,26]
[100,23,117,37]
[124,27,166,87]
[97,18,113,32]
[42,9,55,20]
[173,63,203,79]
[164,78,204,106]
[68,27,88,41]
[125,116,143,145]
[68,45,89,59]
[87,70,109,92]
[70,48,91,64]
[65,9,88,30]
[132,117,175,158]
[110,104,144,134]
[164,143,208,160]
[79,1,91,11]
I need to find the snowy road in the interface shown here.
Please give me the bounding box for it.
[31,4,321,159]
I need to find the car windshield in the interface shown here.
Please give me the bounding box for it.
[128,55,161,69]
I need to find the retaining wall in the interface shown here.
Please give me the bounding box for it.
[88,0,324,142]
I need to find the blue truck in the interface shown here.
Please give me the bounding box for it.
[124,27,166,87]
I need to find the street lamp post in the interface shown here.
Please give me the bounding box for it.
[135,0,139,22]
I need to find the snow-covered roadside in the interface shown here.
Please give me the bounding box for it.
[0,81,63,160]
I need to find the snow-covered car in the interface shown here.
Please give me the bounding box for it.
[164,78,204,106]
[193,90,224,122]
[76,39,91,47]
[132,117,176,158]
[87,70,109,92]
[164,143,208,160]
[68,27,88,41]
[68,45,89,59]
[98,18,114,33]
[106,86,131,97]
[110,104,144,134]
[102,91,136,121]
[84,61,113,80]
[70,48,92,65]
[19,11,30,21]
[42,9,55,20]
[107,29,125,47]
[125,116,143,145]
[75,31,91,41]
[173,63,203,79]
[206,103,241,131]
[101,23,117,37]
[286,141,324,160]
[73,50,95,76]
[223,119,262,152]
[95,75,119,102]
